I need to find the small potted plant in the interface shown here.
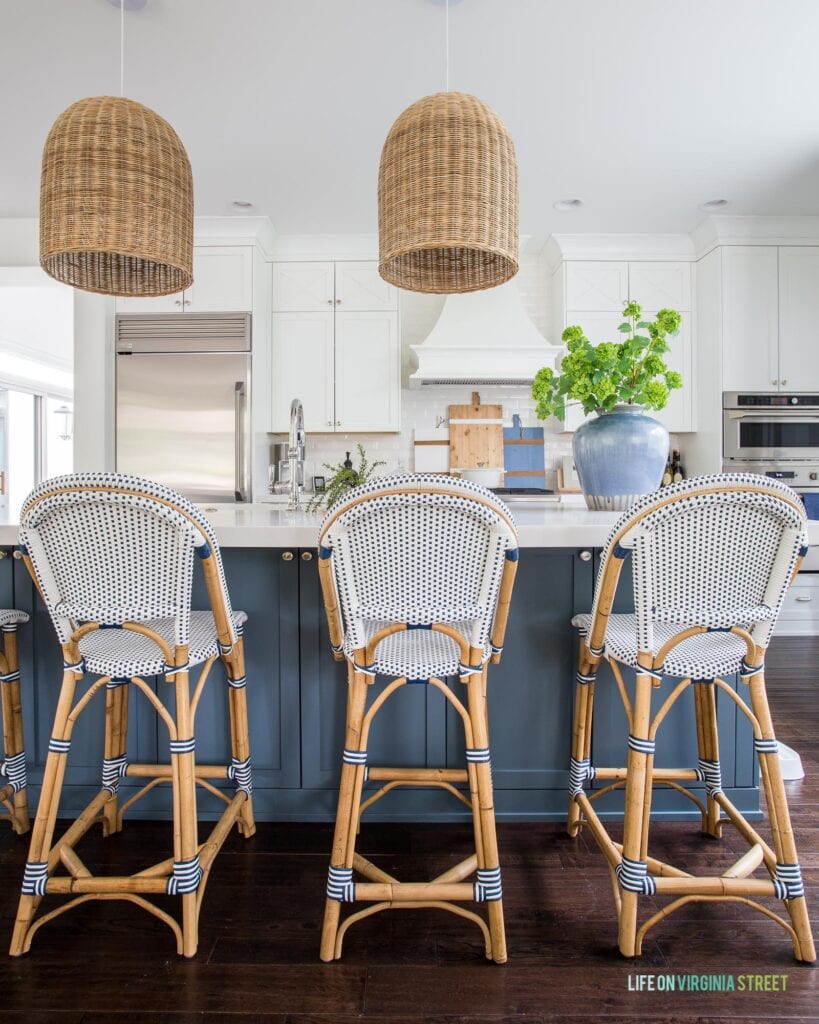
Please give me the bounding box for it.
[532,301,682,510]
[307,444,386,512]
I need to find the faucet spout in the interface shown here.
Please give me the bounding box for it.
[287,398,306,511]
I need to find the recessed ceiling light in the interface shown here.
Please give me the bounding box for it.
[106,0,148,10]
[230,200,254,210]
[700,198,729,210]
[553,198,583,211]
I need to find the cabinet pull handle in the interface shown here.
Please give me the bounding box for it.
[327,299,333,305]
[301,551,313,562]
[795,594,812,602]
[781,379,788,386]
[174,299,183,306]
[281,551,294,561]
[327,420,333,427]
[336,420,341,427]
[336,299,342,305]
[771,378,779,385]
[579,550,592,562]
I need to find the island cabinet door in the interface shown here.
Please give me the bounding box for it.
[190,548,302,803]
[445,548,592,806]
[587,552,757,819]
[298,550,440,807]
[12,552,159,816]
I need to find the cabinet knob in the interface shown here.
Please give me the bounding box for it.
[781,379,788,386]
[771,378,779,385]
[174,299,183,306]
[281,551,294,561]
[335,420,341,427]
[579,550,592,562]
[12,550,23,560]
[335,299,342,305]
[327,299,333,305]
[327,420,333,427]
[0,550,6,560]
[301,551,313,561]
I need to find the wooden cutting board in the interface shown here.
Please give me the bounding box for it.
[449,392,504,470]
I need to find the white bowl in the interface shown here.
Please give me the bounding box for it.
[460,468,503,488]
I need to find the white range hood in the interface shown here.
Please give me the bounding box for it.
[409,279,562,387]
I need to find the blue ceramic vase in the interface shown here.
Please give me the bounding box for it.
[572,405,668,511]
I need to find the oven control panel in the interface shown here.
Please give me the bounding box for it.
[735,394,819,406]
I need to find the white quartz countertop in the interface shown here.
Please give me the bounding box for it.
[3,500,819,550]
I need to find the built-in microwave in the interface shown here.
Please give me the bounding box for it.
[723,392,819,463]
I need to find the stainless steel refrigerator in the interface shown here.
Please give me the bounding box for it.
[116,313,251,502]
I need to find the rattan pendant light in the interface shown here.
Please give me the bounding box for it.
[378,90,519,294]
[39,3,193,296]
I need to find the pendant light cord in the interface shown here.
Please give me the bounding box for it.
[119,0,125,97]
[445,0,450,91]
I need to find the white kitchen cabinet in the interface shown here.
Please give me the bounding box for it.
[270,261,401,433]
[334,312,399,431]
[272,262,335,312]
[270,312,335,433]
[335,262,397,311]
[778,247,819,389]
[629,261,691,311]
[565,261,629,311]
[116,247,253,313]
[721,246,779,392]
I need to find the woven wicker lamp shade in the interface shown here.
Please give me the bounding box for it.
[378,91,519,294]
[40,96,193,296]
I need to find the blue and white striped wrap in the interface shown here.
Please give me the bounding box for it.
[164,662,190,677]
[695,757,723,796]
[342,748,367,766]
[575,670,596,686]
[754,737,779,756]
[327,865,356,902]
[569,756,595,797]
[473,866,502,902]
[166,854,203,895]
[627,734,656,755]
[169,737,195,755]
[0,750,27,793]
[226,674,247,689]
[465,747,491,763]
[228,755,253,795]
[63,659,85,676]
[102,754,128,794]
[616,856,657,895]
[48,737,71,754]
[741,659,764,678]
[21,861,48,896]
[773,862,804,901]
[0,670,20,684]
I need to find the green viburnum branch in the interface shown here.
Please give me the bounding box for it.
[531,301,683,421]
[306,443,386,512]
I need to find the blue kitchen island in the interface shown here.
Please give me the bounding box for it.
[0,501,781,823]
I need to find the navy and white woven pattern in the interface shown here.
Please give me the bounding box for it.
[19,472,240,651]
[578,474,807,675]
[0,750,27,793]
[319,475,517,679]
[0,609,28,628]
[76,611,248,678]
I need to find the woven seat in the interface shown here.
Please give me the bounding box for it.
[11,472,255,958]
[79,610,248,678]
[567,473,815,964]
[317,474,518,963]
[0,610,30,835]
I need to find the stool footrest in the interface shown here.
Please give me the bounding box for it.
[366,767,468,783]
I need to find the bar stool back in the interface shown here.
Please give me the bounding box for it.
[317,474,518,963]
[568,473,815,961]
[0,608,30,834]
[10,472,254,957]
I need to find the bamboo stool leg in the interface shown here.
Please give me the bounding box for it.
[224,637,256,839]
[10,654,79,955]
[320,664,369,962]
[1,627,29,834]
[747,665,816,963]
[466,665,506,964]
[692,679,722,838]
[169,653,200,958]
[101,682,128,837]
[617,667,655,958]
[568,637,596,838]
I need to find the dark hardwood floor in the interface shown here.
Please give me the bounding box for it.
[1,637,817,1024]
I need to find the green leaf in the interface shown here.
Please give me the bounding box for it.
[617,323,631,333]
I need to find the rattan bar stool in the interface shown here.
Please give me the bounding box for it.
[317,474,519,963]
[0,609,30,835]
[567,473,815,962]
[10,472,255,957]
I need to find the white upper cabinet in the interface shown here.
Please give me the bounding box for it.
[272,262,335,311]
[628,262,691,311]
[270,261,401,433]
[270,312,335,433]
[721,246,779,392]
[565,261,629,310]
[778,247,819,390]
[335,262,397,311]
[116,247,253,313]
[334,312,400,431]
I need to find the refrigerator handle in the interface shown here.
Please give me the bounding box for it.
[234,381,248,502]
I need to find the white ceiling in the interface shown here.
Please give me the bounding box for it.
[2,0,819,239]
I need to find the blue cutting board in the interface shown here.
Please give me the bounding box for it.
[503,414,546,489]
